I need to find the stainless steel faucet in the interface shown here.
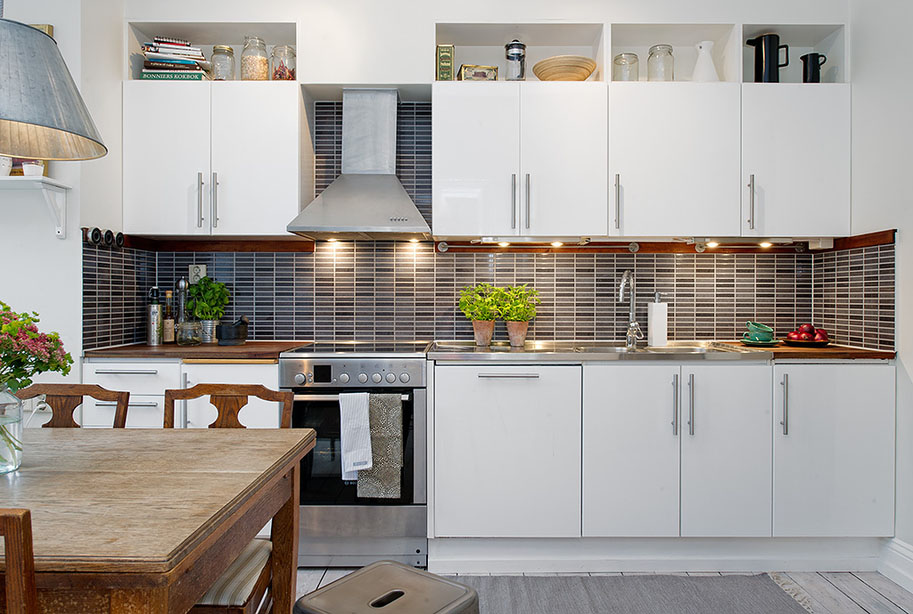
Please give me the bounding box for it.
[618,270,644,349]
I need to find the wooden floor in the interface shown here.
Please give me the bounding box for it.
[295,568,913,613]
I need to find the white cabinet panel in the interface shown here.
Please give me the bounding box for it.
[123,81,212,235]
[432,82,521,237]
[609,83,741,237]
[742,84,850,237]
[583,364,680,537]
[210,82,300,236]
[773,364,895,537]
[83,361,182,395]
[83,394,165,429]
[681,365,772,537]
[434,365,581,537]
[520,83,608,236]
[182,363,281,429]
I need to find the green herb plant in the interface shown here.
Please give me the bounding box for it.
[493,284,541,322]
[187,276,231,321]
[458,283,500,322]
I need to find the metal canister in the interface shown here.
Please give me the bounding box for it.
[147,287,164,346]
[505,39,526,80]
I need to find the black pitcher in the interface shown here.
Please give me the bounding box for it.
[747,33,789,82]
[800,52,827,83]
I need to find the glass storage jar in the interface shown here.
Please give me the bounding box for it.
[241,36,269,80]
[647,44,674,81]
[211,45,235,80]
[613,53,639,81]
[504,39,526,81]
[270,44,296,80]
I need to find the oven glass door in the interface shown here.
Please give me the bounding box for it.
[292,389,415,505]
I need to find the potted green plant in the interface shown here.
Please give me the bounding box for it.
[494,284,541,347]
[187,276,230,344]
[459,283,500,346]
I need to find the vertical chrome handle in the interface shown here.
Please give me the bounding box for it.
[614,174,621,230]
[780,373,789,435]
[511,174,517,229]
[747,174,756,230]
[672,373,679,436]
[688,373,695,436]
[525,173,531,230]
[182,372,189,429]
[211,172,219,229]
[196,172,205,228]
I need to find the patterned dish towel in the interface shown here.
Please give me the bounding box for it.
[357,393,403,498]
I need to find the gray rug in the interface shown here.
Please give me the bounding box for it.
[456,574,808,614]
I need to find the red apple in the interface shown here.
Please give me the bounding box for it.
[814,329,829,341]
[787,331,801,340]
[799,332,813,341]
[798,323,816,335]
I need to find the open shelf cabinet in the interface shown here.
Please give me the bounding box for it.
[610,24,741,82]
[742,24,846,83]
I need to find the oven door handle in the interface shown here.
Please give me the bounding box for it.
[293,394,412,402]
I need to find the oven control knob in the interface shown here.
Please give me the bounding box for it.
[294,373,306,386]
[338,373,350,384]
[357,373,368,384]
[400,373,411,383]
[385,373,396,383]
[371,373,382,384]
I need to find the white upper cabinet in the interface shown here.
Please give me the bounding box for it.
[741,84,850,237]
[433,82,608,238]
[773,364,895,537]
[609,83,742,237]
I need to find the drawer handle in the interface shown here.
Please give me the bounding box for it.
[477,373,540,380]
[93,369,159,375]
[780,374,789,436]
[96,401,159,408]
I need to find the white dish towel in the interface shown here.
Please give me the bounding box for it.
[339,392,372,480]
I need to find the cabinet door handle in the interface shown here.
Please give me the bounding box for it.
[614,174,621,230]
[747,174,756,230]
[477,373,540,380]
[182,372,189,429]
[525,173,531,230]
[511,173,517,229]
[96,401,159,408]
[211,171,219,229]
[688,373,695,436]
[93,369,159,375]
[780,373,789,435]
[197,172,205,228]
[672,373,679,436]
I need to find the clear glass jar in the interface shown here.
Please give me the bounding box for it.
[647,44,674,81]
[270,44,296,80]
[613,53,639,81]
[241,36,269,80]
[176,321,202,346]
[211,45,235,80]
[0,387,23,474]
[504,39,526,81]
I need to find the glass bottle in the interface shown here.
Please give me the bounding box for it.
[504,39,526,81]
[270,44,296,80]
[647,44,674,81]
[241,36,269,80]
[613,53,639,81]
[211,45,235,80]
[162,290,175,344]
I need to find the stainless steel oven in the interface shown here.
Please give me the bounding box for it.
[279,342,428,567]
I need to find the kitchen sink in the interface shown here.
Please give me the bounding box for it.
[427,339,770,361]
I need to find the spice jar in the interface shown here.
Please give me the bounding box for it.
[241,36,269,80]
[613,53,639,81]
[270,44,296,80]
[647,44,674,81]
[504,39,526,81]
[211,45,235,80]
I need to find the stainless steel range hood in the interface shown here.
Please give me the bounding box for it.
[287,89,431,240]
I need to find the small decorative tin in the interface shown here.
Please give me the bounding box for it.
[436,44,454,81]
[458,64,498,81]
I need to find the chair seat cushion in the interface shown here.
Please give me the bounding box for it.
[198,538,272,606]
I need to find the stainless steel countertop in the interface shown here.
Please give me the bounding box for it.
[427,340,773,362]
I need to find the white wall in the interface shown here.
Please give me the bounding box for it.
[849,0,913,546]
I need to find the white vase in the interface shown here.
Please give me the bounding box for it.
[692,40,719,82]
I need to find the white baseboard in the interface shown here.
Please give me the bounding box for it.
[879,538,913,593]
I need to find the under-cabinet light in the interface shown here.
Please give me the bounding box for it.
[498,242,511,247]
[706,241,719,248]
[551,241,564,247]
[759,242,773,248]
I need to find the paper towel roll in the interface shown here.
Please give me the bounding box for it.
[648,302,668,347]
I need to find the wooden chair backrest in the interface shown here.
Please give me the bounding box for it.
[163,384,293,429]
[15,384,130,428]
[0,508,38,614]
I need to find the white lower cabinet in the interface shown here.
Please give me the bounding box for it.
[83,360,181,428]
[82,395,165,428]
[182,362,281,429]
[433,365,582,537]
[773,364,895,537]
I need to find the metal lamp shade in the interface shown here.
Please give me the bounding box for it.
[0,19,106,160]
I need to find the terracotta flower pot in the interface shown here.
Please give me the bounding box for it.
[506,320,529,347]
[472,320,495,346]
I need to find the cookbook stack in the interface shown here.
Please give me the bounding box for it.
[141,36,211,80]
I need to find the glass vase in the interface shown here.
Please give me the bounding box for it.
[0,386,23,474]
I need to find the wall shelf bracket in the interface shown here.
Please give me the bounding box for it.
[0,177,71,239]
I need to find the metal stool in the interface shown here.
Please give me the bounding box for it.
[295,561,480,614]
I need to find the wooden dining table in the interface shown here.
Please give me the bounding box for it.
[1,428,316,613]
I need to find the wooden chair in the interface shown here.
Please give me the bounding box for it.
[15,384,130,428]
[0,509,39,614]
[163,383,294,614]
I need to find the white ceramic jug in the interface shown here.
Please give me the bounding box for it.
[692,40,719,82]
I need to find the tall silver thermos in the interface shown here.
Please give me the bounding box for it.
[147,287,164,346]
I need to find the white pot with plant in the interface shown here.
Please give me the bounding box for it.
[187,276,231,344]
[495,284,541,347]
[459,283,499,346]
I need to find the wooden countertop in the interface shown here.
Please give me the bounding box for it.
[84,340,307,361]
[720,341,895,360]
